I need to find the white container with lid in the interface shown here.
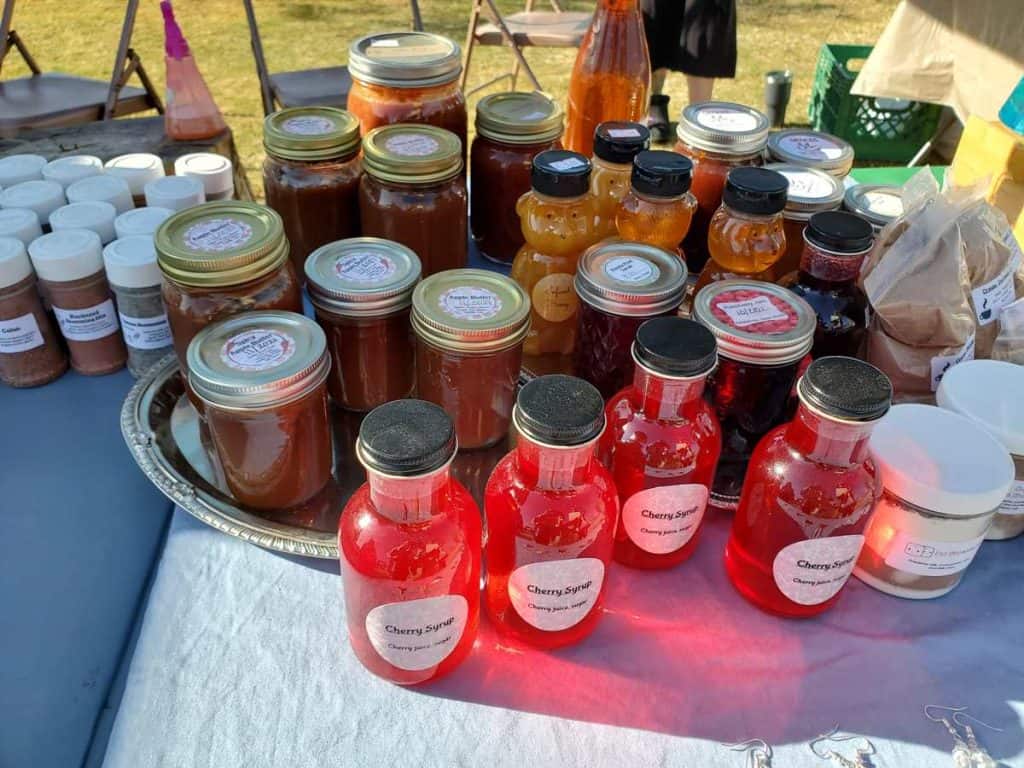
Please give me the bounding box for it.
[174,153,234,201]
[28,229,105,282]
[143,175,206,211]
[0,154,47,187]
[66,175,134,214]
[0,180,66,226]
[41,155,104,188]
[114,206,174,239]
[0,208,43,246]
[49,201,118,244]
[854,403,1015,599]
[937,360,1024,541]
[0,235,32,288]
[103,236,162,288]
[105,153,166,198]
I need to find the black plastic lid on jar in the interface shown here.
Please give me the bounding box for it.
[797,356,892,422]
[633,317,717,378]
[593,122,651,165]
[722,167,788,215]
[357,398,457,476]
[531,150,591,197]
[805,211,874,254]
[514,374,605,446]
[631,151,693,198]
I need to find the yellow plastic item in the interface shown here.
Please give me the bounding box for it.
[951,115,1024,226]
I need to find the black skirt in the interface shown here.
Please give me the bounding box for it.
[641,0,737,78]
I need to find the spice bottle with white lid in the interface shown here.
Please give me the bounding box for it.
[49,201,118,244]
[114,207,174,239]
[174,153,235,201]
[0,154,47,187]
[103,236,175,377]
[144,175,206,211]
[0,208,42,246]
[41,156,103,189]
[28,229,127,375]
[937,359,1024,540]
[854,404,1015,599]
[0,180,66,227]
[105,153,166,207]
[67,175,135,215]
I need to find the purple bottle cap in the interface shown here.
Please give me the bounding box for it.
[161,1,191,60]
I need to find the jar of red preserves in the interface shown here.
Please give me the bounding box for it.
[590,122,650,239]
[360,124,467,277]
[263,107,362,278]
[765,163,844,280]
[616,150,697,255]
[186,310,332,510]
[412,269,530,450]
[470,91,563,265]
[305,237,420,412]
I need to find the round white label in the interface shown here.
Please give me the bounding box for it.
[438,286,502,321]
[779,169,835,200]
[508,558,605,632]
[602,256,659,285]
[364,595,468,671]
[622,484,708,555]
[772,535,865,605]
[778,133,844,161]
[863,191,904,218]
[696,108,759,133]
[334,251,397,283]
[220,329,296,371]
[385,133,440,157]
[282,115,337,135]
[184,218,254,252]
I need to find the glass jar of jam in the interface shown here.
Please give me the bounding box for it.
[412,269,530,450]
[590,122,650,239]
[765,163,845,280]
[674,102,769,273]
[511,150,600,360]
[573,240,687,398]
[692,280,816,510]
[262,107,362,278]
[305,237,420,412]
[156,202,303,382]
[186,310,332,510]
[346,32,466,153]
[616,150,697,256]
[359,124,467,277]
[726,357,892,617]
[780,211,874,360]
[601,317,721,569]
[694,167,789,292]
[843,184,904,235]
[766,129,854,179]
[340,399,481,684]
[470,91,564,265]
[485,375,617,649]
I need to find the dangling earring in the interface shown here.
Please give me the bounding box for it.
[953,711,1001,768]
[810,726,876,767]
[924,705,972,768]
[724,738,772,767]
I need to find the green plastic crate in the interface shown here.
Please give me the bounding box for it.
[808,43,942,163]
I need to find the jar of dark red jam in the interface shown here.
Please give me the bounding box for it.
[765,129,854,179]
[412,269,530,450]
[471,91,563,265]
[765,163,844,280]
[590,121,651,239]
[305,237,420,412]
[262,106,362,278]
[574,240,687,398]
[692,280,816,510]
[674,101,769,273]
[359,124,467,277]
[186,310,332,510]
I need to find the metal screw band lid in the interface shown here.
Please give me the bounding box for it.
[475,91,563,145]
[766,129,855,177]
[305,237,421,317]
[263,107,361,162]
[676,101,770,155]
[575,240,687,317]
[361,124,463,185]
[843,184,904,230]
[349,32,462,88]
[765,163,844,220]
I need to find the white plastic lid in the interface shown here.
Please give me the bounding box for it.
[0,236,33,289]
[936,360,1024,456]
[174,153,234,195]
[870,403,1016,516]
[103,236,160,288]
[28,229,104,282]
[0,154,47,186]
[66,175,134,214]
[104,153,165,195]
[0,208,42,246]
[143,175,206,211]
[114,206,174,239]
[0,180,66,225]
[41,155,103,187]
[49,201,118,244]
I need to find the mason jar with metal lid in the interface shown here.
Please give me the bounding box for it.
[843,184,904,233]
[187,310,332,510]
[573,241,688,398]
[306,237,421,412]
[359,124,467,276]
[674,101,770,273]
[692,279,815,510]
[471,91,564,265]
[346,31,466,152]
[765,163,845,278]
[262,107,363,278]
[412,268,530,449]
[766,129,855,178]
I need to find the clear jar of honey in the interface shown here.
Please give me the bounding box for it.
[616,150,696,257]
[590,122,650,239]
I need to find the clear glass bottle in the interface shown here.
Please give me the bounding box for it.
[616,150,697,256]
[589,122,650,239]
[161,1,227,141]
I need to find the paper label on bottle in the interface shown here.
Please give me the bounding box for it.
[438,286,502,321]
[883,531,986,577]
[622,484,708,555]
[220,329,296,371]
[532,273,577,323]
[772,535,865,605]
[602,255,659,285]
[364,595,468,671]
[549,156,586,172]
[607,128,642,138]
[929,333,975,391]
[0,312,44,353]
[777,168,835,200]
[999,480,1024,516]
[777,133,844,161]
[695,107,759,133]
[385,133,440,157]
[118,312,172,350]
[53,300,119,341]
[184,218,254,252]
[334,251,397,284]
[716,295,789,328]
[508,558,604,631]
[971,248,1020,326]
[282,115,337,135]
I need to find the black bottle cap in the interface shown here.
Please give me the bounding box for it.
[805,210,875,253]
[631,150,693,198]
[721,167,788,215]
[797,357,892,422]
[593,122,651,164]
[357,399,457,476]
[531,150,592,197]
[514,374,605,446]
[634,317,717,377]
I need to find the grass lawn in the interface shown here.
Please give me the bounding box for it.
[4,0,898,197]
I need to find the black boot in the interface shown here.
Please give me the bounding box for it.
[644,94,671,144]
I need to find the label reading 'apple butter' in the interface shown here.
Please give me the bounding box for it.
[508,558,604,631]
[622,484,708,555]
[695,108,759,133]
[220,329,296,371]
[772,535,864,605]
[364,595,468,671]
[184,218,254,252]
[385,133,440,157]
[0,312,44,353]
[602,255,659,285]
[438,286,502,321]
[282,116,336,135]
[532,273,577,322]
[334,251,397,284]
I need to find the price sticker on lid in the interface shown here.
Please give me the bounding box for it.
[549,157,586,172]
[607,128,642,138]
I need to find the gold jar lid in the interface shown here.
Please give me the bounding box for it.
[362,124,463,185]
[155,201,288,288]
[475,92,563,145]
[305,237,422,317]
[349,32,462,89]
[263,107,360,162]
[412,268,530,353]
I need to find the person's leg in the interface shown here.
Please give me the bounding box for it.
[651,68,668,95]
[686,75,714,104]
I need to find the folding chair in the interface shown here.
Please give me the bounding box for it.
[0,0,162,139]
[461,0,591,96]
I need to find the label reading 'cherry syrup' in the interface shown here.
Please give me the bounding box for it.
[622,485,708,554]
[772,535,865,605]
[364,595,468,671]
[508,558,604,631]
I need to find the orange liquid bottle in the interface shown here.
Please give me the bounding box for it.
[161,1,227,141]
